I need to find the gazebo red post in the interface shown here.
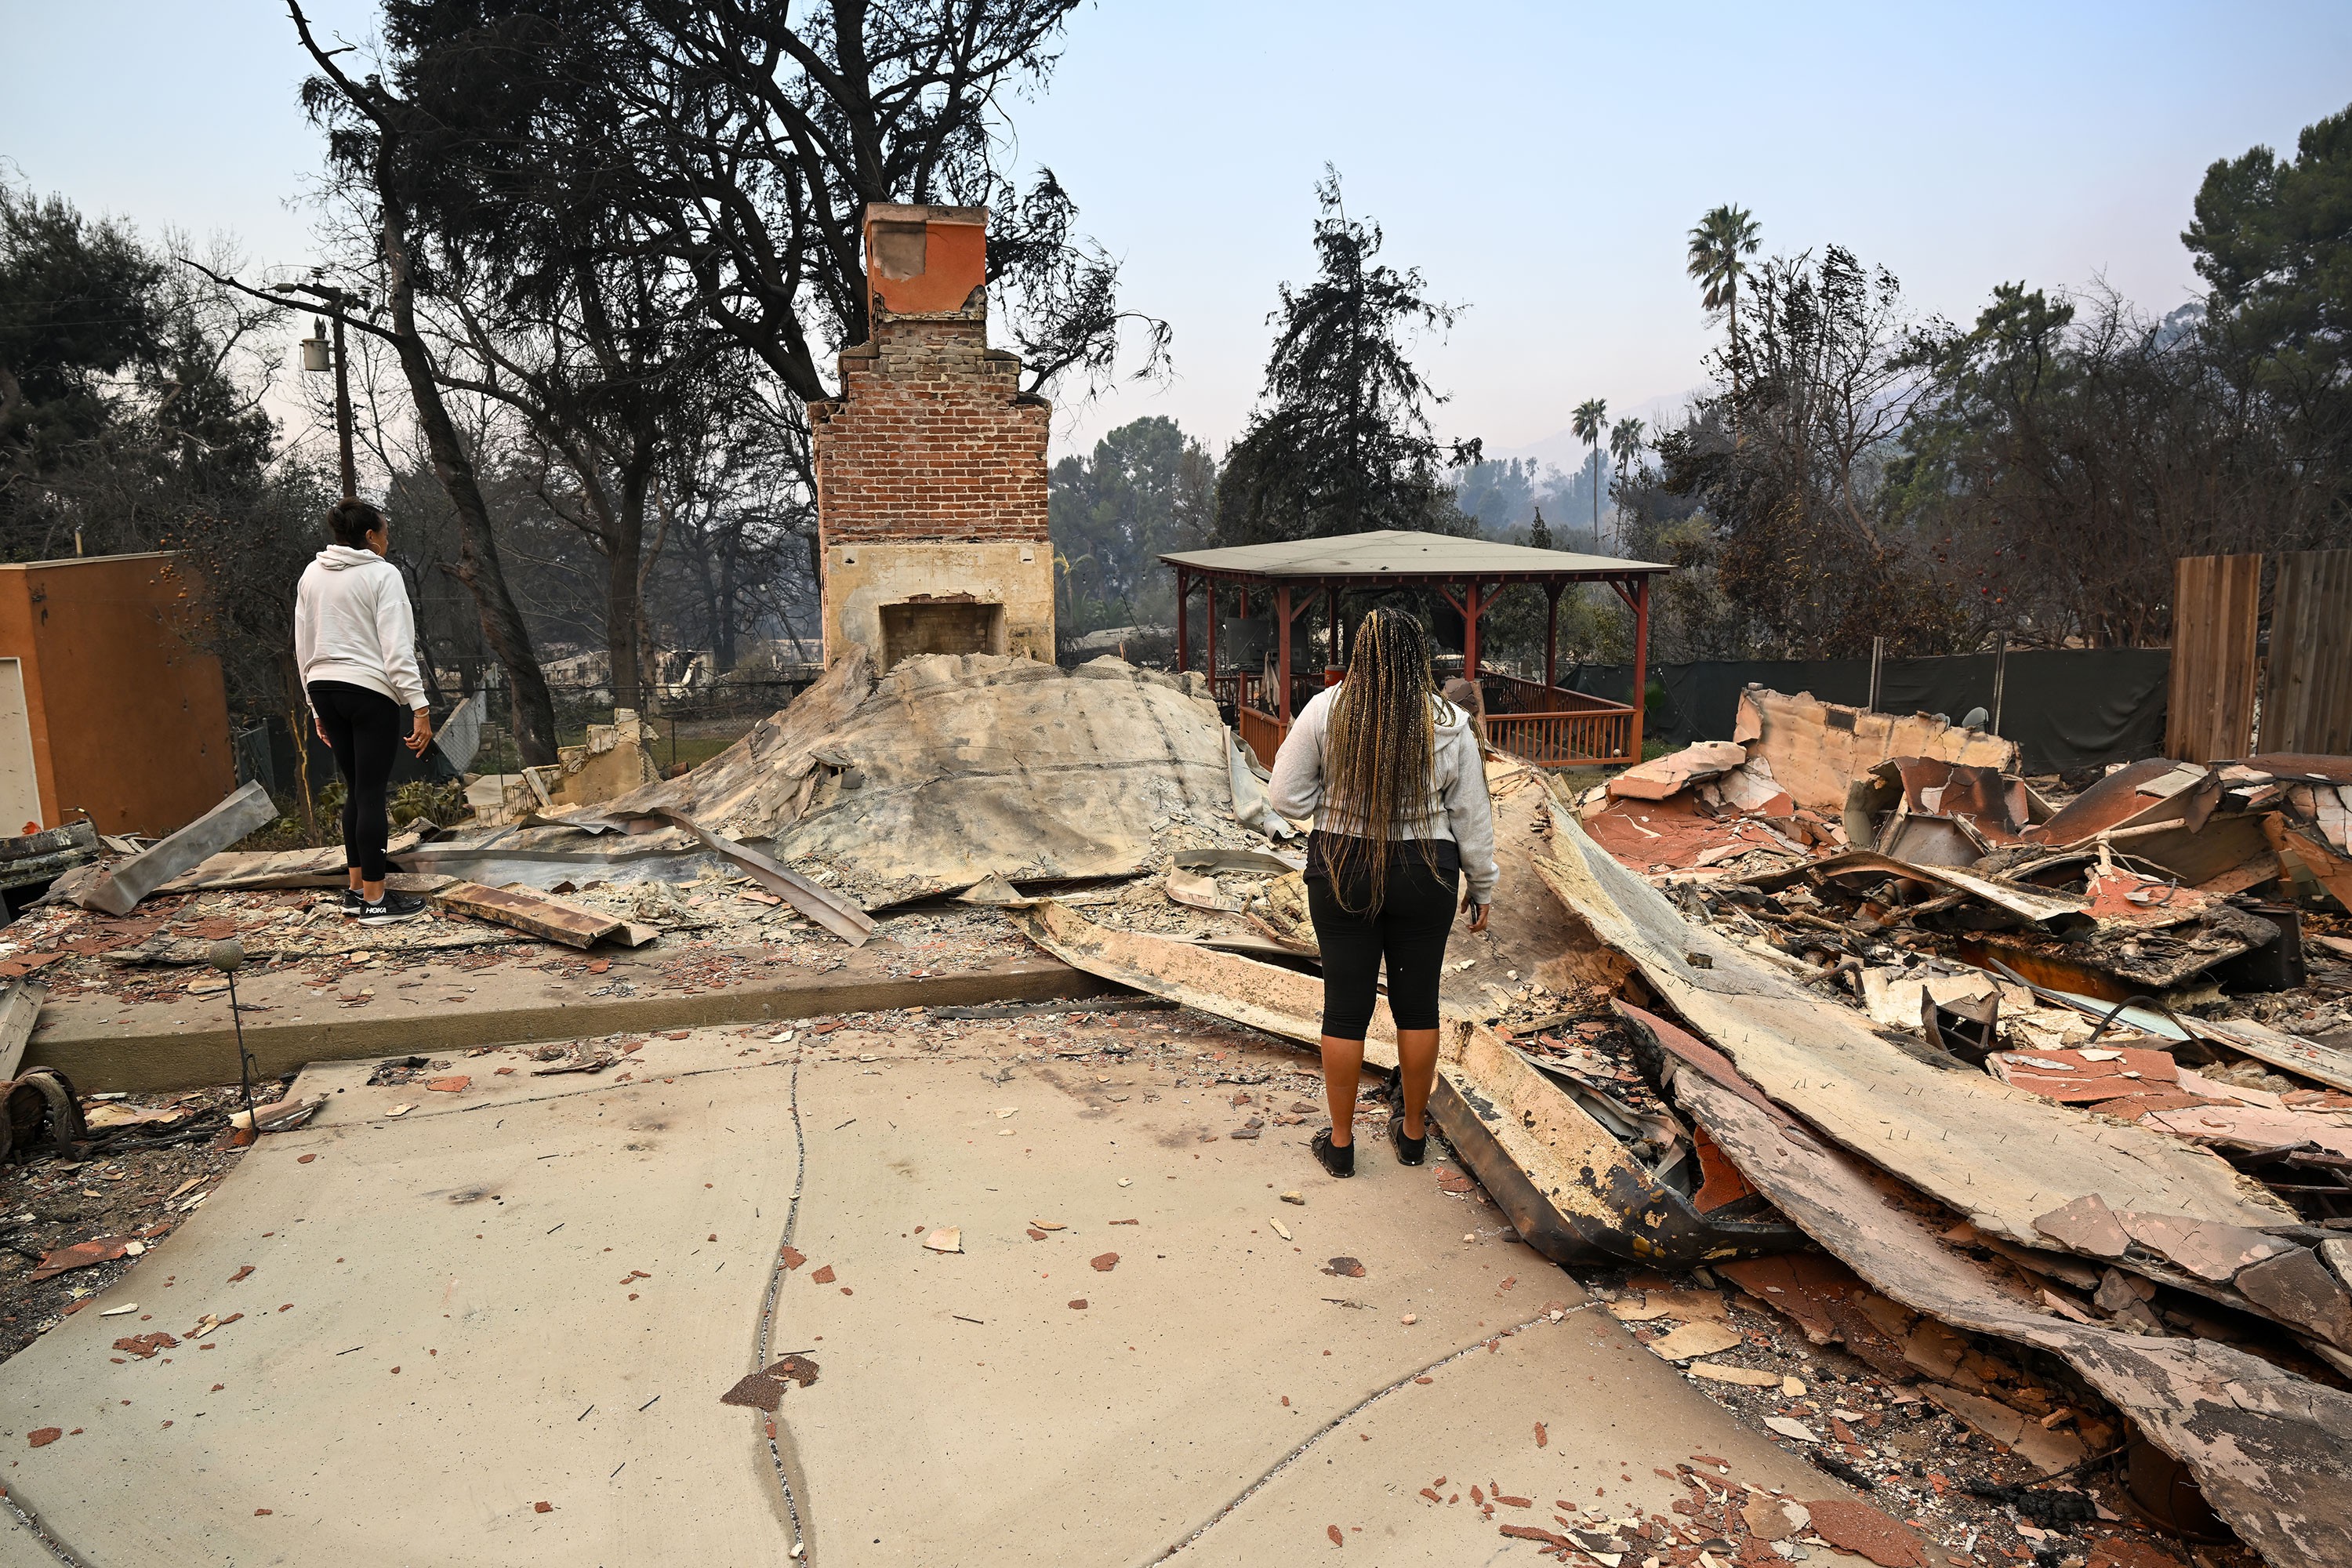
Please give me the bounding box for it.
[1463,579,1484,681]
[1544,582,1563,694]
[1175,567,1190,672]
[1204,577,1218,692]
[1235,586,1247,702]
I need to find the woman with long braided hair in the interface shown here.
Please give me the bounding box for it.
[1267,607,1497,1178]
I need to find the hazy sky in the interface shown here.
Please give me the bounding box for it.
[5,2,2349,470]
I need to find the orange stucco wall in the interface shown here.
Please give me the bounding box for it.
[0,553,234,835]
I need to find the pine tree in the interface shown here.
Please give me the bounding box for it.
[1215,169,1480,544]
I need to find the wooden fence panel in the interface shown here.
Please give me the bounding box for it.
[2259,549,2352,757]
[2167,554,2262,763]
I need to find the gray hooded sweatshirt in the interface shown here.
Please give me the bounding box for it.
[1266,685,1500,905]
[293,545,427,713]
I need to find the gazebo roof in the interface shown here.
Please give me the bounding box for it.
[1160,528,1668,585]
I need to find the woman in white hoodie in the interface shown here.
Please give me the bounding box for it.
[1267,608,1497,1178]
[293,500,434,924]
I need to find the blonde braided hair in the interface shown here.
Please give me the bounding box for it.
[1322,607,1449,914]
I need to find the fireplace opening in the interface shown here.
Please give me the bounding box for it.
[878,599,1005,669]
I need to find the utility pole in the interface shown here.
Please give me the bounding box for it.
[296,278,365,499]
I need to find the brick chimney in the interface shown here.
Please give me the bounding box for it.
[811,204,1054,670]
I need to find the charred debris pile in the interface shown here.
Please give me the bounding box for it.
[1577,687,2352,1227]
[1028,684,2352,1568]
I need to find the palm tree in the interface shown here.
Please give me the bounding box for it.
[1607,418,1647,552]
[1571,397,1608,543]
[1686,204,1762,384]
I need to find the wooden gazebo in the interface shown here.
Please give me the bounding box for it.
[1161,529,1671,768]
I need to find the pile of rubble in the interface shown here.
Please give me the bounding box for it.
[1018,688,2352,1568]
[433,647,1279,909]
[1573,688,2352,1229]
[1537,695,2352,1567]
[0,649,1276,994]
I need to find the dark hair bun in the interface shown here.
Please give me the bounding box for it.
[326,499,386,547]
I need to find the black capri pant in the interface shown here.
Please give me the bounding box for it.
[308,680,405,882]
[1305,833,1461,1040]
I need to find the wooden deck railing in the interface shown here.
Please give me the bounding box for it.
[1483,706,1636,767]
[1238,705,1288,771]
[1479,672,1629,717]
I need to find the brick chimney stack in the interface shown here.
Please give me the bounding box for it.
[811,204,1054,670]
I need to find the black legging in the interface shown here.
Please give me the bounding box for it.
[1305,836,1461,1040]
[308,681,404,882]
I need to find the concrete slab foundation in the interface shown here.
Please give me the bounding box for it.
[0,1018,1867,1566]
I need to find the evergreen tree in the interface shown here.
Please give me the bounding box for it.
[1215,169,1479,545]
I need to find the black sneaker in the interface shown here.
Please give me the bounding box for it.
[1312,1127,1355,1178]
[1388,1114,1428,1166]
[341,889,364,919]
[358,890,429,925]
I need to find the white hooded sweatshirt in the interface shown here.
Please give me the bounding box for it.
[293,545,427,713]
[1266,684,1499,905]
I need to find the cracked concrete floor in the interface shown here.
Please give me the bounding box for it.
[0,1016,1860,1566]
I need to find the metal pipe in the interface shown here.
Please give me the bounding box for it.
[1991,632,2008,735]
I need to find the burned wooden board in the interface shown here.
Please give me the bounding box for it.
[433,881,625,949]
[1020,901,1801,1267]
[0,982,44,1082]
[2192,1015,2352,1095]
[1958,902,2282,996]
[1532,791,2293,1250]
[79,782,277,916]
[2267,813,2352,909]
[0,822,100,893]
[519,806,876,948]
[647,811,873,947]
[1673,1067,2352,1568]
[1741,850,2092,933]
[1022,900,1394,1066]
